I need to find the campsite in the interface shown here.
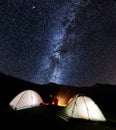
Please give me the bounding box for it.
[0,72,116,129]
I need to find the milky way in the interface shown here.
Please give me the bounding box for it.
[0,0,116,87]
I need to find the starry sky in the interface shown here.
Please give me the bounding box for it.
[0,0,116,87]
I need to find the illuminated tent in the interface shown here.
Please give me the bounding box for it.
[58,94,106,121]
[9,90,45,110]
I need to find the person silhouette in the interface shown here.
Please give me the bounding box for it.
[49,94,54,105]
[53,96,58,106]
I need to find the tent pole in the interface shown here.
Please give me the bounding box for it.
[83,96,90,120]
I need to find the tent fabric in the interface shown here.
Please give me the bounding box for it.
[9,90,44,110]
[58,94,106,122]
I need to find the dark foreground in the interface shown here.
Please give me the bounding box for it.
[1,105,116,130]
[0,72,116,129]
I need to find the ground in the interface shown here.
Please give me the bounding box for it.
[1,105,116,130]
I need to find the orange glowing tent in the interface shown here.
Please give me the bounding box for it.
[58,94,106,122]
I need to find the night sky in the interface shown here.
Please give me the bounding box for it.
[0,0,116,87]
